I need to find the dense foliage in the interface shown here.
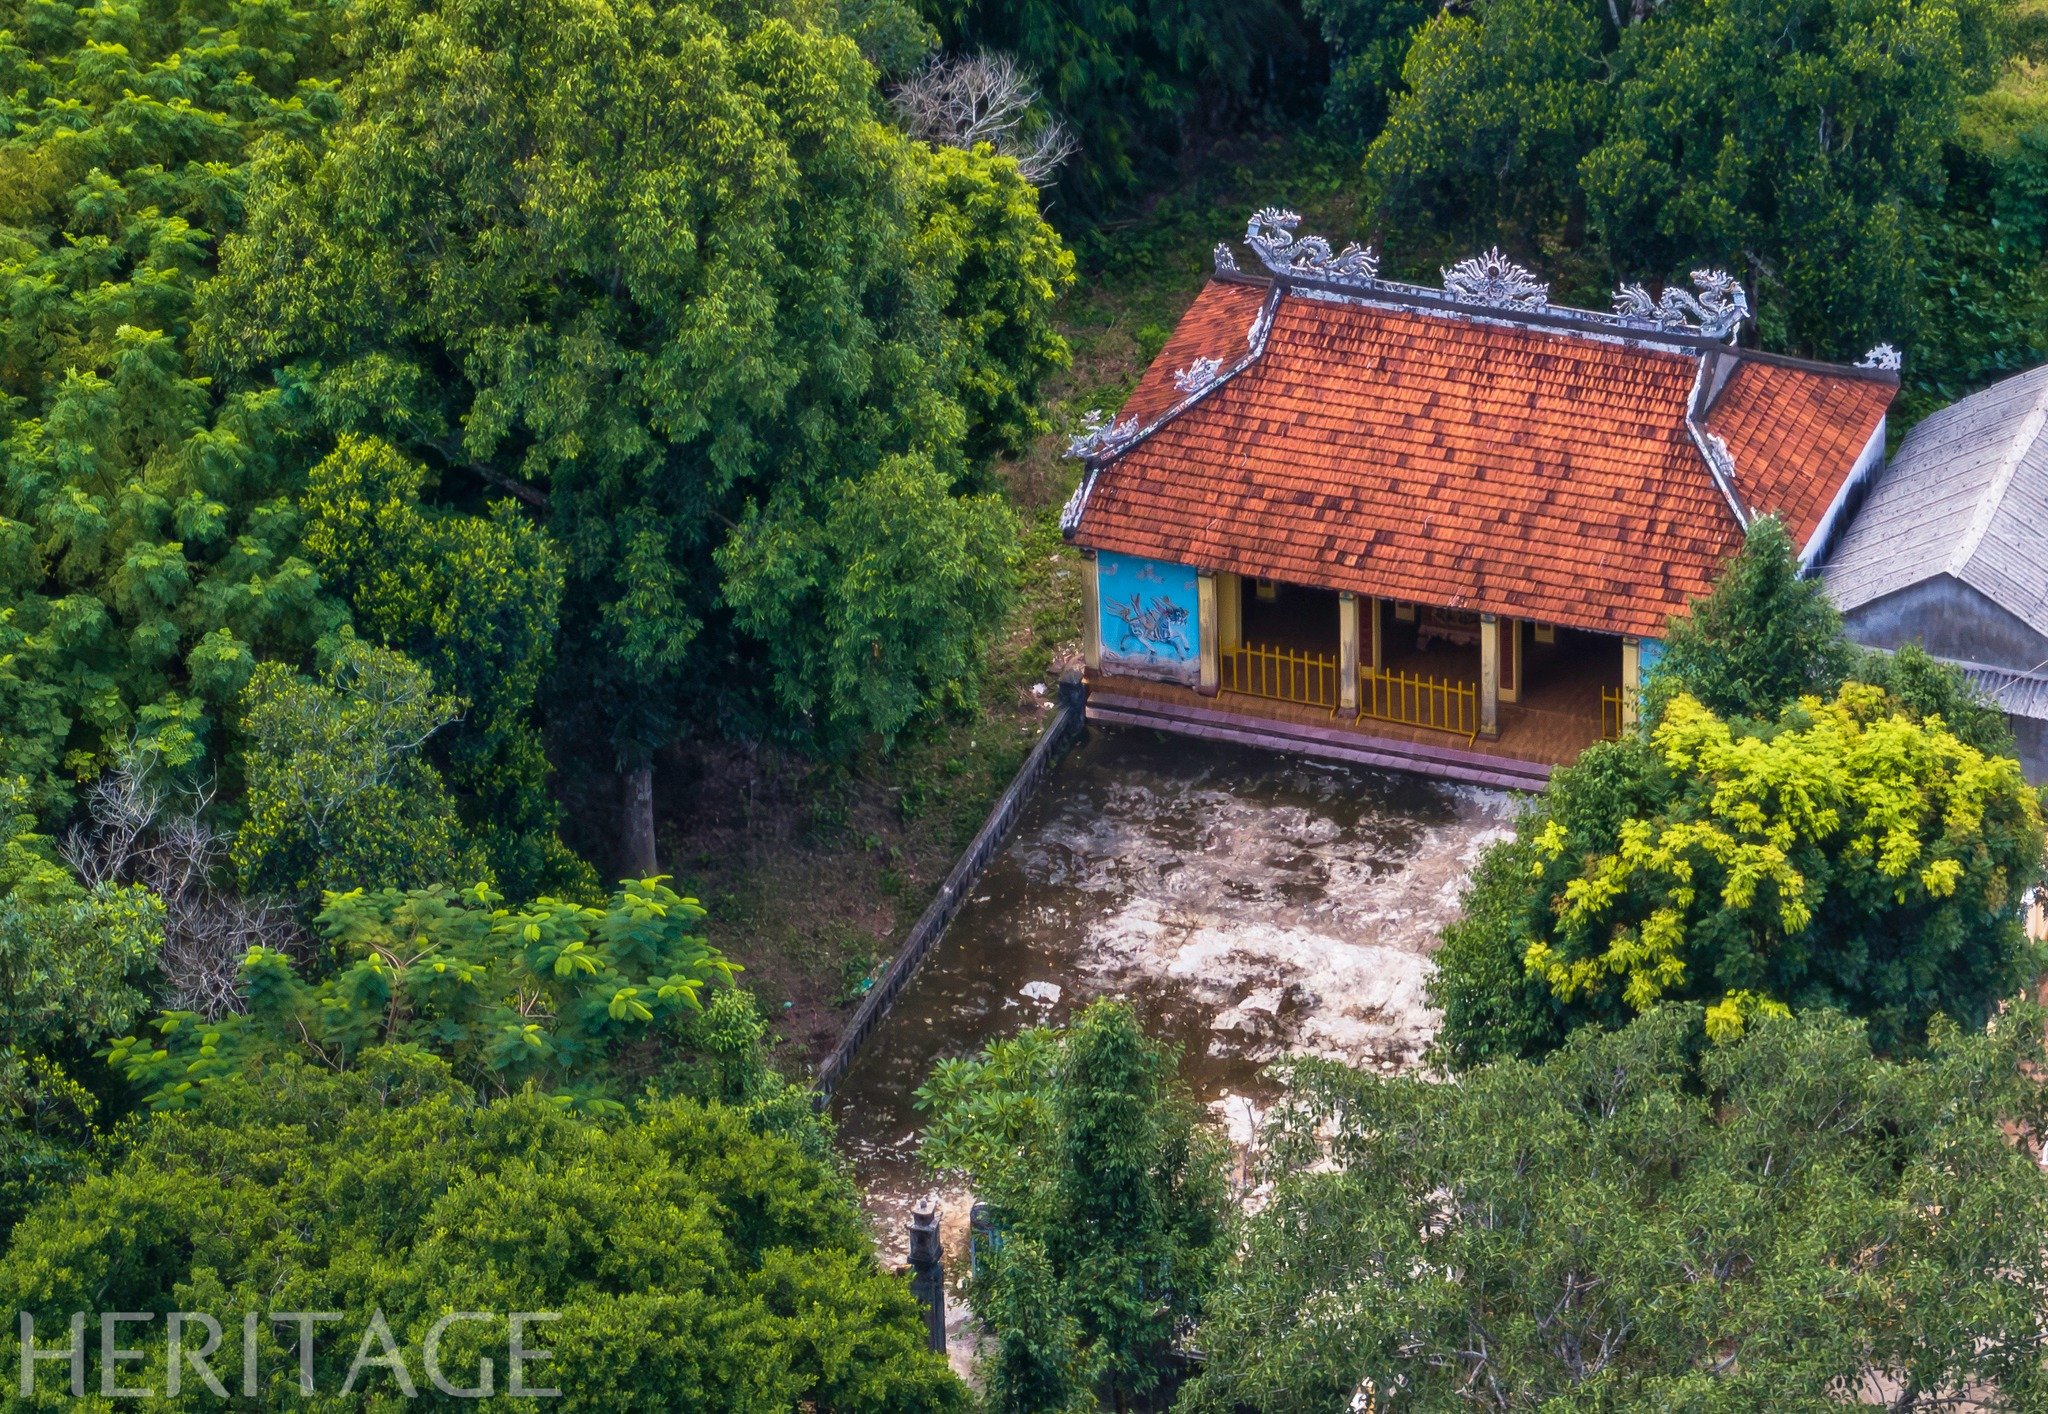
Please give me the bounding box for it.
[0,781,159,1230]
[1649,516,1854,722]
[1432,683,2044,1064]
[199,0,1072,850]
[1338,0,2027,376]
[0,1057,967,1410]
[1182,1005,2048,1411]
[917,999,1231,1410]
[111,877,740,1110]
[924,0,1320,206]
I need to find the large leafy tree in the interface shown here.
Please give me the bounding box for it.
[0,1056,968,1410]
[916,999,1231,1410]
[199,0,1073,870]
[1583,0,2005,356]
[1431,683,2045,1065]
[0,0,580,895]
[1181,1005,2048,1412]
[1363,0,1609,245]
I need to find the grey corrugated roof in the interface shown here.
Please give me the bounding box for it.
[1824,364,2048,639]
[1958,662,2048,720]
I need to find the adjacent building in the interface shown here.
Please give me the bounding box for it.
[1062,209,1897,785]
[1823,364,2048,781]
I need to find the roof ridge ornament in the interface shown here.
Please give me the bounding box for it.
[1173,356,1224,394]
[1612,269,1749,340]
[1858,343,1902,371]
[1440,248,1549,311]
[1213,242,1239,274]
[1244,208,1379,285]
[1066,408,1140,461]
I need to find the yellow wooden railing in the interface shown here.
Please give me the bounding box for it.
[1600,685,1639,740]
[1361,667,1478,741]
[1223,642,1341,709]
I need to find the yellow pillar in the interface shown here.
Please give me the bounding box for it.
[1621,637,1641,729]
[1479,612,1501,739]
[1218,572,1242,653]
[1197,571,1219,697]
[1367,597,1382,675]
[1337,592,1360,718]
[1081,553,1102,672]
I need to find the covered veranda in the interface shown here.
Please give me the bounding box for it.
[1084,566,1644,771]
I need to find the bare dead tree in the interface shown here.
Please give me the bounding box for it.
[63,754,301,1018]
[890,52,1079,188]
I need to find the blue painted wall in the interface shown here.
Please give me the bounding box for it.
[1098,552,1200,684]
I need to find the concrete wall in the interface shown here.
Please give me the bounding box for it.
[2015,715,2048,787]
[1841,575,2048,671]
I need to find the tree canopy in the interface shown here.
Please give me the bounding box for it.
[0,1057,967,1410]
[111,877,741,1111]
[199,0,1073,861]
[1181,1005,2048,1412]
[916,998,1231,1410]
[1431,682,2044,1065]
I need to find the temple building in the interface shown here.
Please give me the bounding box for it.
[1061,209,1899,787]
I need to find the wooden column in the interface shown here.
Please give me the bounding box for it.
[1218,572,1242,653]
[1080,552,1102,672]
[1337,591,1360,718]
[1499,617,1520,704]
[1479,612,1501,739]
[1621,636,1642,729]
[1367,597,1382,675]
[1197,571,1219,697]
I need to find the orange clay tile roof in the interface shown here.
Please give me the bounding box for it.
[1704,358,1894,547]
[1116,279,1269,428]
[1068,280,1894,640]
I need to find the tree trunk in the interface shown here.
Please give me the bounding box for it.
[620,762,657,880]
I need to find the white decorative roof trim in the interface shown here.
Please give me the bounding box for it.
[1441,248,1549,311]
[1858,343,1902,371]
[1059,469,1097,534]
[1237,209,1748,343]
[1611,269,1749,341]
[1213,242,1239,274]
[1173,356,1224,394]
[1245,208,1379,286]
[1064,409,1140,460]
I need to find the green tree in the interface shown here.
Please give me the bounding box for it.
[1305,0,1440,135]
[231,632,487,900]
[1181,1005,2048,1412]
[1649,514,1853,722]
[1902,78,2048,418]
[916,999,1231,1409]
[0,0,355,817]
[1582,0,2005,356]
[198,0,1073,868]
[0,777,160,1232]
[301,435,583,897]
[0,1056,968,1410]
[1430,683,2045,1065]
[111,876,737,1111]
[1363,0,1608,245]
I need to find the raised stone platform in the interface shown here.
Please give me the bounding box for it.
[1085,686,1555,792]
